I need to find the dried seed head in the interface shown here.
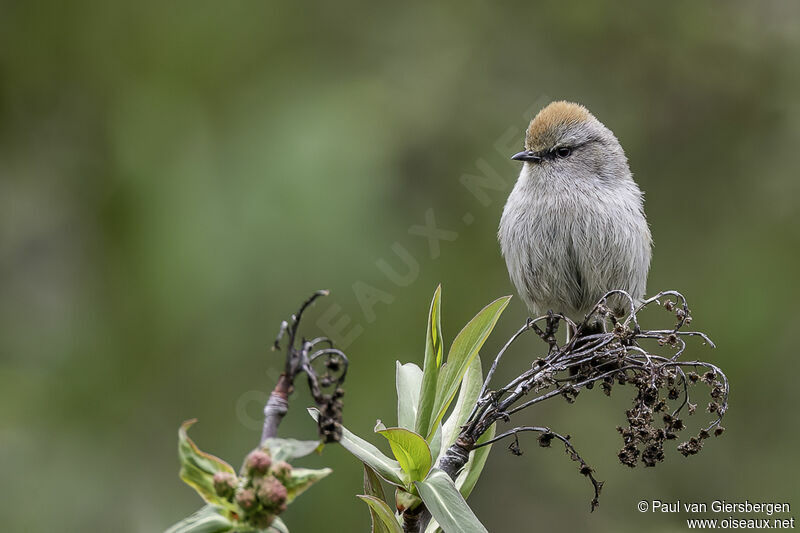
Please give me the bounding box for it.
[642,442,665,467]
[677,437,703,457]
[668,388,679,400]
[618,444,639,468]
[642,386,658,407]
[561,385,580,403]
[326,355,341,372]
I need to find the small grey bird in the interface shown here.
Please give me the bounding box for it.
[499,101,652,328]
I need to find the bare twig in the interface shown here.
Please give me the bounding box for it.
[413,289,729,530]
[475,426,604,511]
[261,290,348,445]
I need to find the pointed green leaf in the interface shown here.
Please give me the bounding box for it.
[415,469,487,533]
[396,362,423,430]
[363,465,391,533]
[441,356,483,450]
[428,296,510,440]
[395,487,423,513]
[261,438,322,462]
[428,423,443,465]
[268,517,289,533]
[415,285,443,438]
[375,424,432,483]
[178,420,237,510]
[408,425,494,533]
[428,285,444,369]
[423,520,441,533]
[456,423,495,499]
[165,505,233,533]
[283,467,332,503]
[363,463,387,502]
[308,408,405,486]
[357,495,404,533]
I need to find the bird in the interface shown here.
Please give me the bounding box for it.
[498,101,652,333]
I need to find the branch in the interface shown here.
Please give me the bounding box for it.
[261,290,349,444]
[475,426,603,511]
[421,288,729,527]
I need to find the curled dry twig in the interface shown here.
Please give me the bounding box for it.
[262,290,349,444]
[435,289,728,513]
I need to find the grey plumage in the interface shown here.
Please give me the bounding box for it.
[499,101,652,321]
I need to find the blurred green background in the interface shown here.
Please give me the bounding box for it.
[2,1,799,531]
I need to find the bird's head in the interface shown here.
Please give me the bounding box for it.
[512,101,630,183]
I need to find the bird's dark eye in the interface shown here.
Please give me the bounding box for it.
[555,146,572,158]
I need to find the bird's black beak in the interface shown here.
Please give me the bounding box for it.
[511,150,541,163]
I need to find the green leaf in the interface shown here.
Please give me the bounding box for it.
[363,463,387,502]
[427,296,510,440]
[423,520,441,533]
[262,438,322,462]
[268,517,289,533]
[415,469,488,533]
[363,465,391,533]
[415,285,443,438]
[456,423,495,499]
[375,423,432,483]
[356,495,404,533]
[178,420,237,510]
[308,408,405,486]
[441,356,483,450]
[283,467,332,503]
[395,487,423,513]
[421,425,495,533]
[396,362,423,430]
[428,423,443,464]
[165,505,233,533]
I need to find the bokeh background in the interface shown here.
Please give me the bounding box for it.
[2,1,799,531]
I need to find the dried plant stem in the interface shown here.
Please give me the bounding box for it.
[260,374,292,443]
[411,288,729,532]
[260,290,349,446]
